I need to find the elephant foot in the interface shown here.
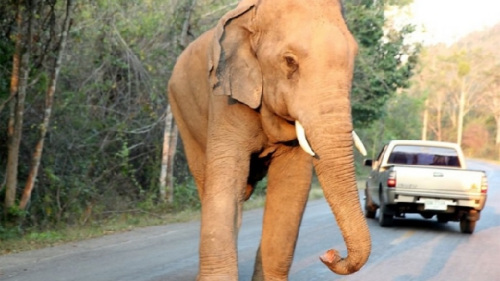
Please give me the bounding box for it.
[197,275,237,281]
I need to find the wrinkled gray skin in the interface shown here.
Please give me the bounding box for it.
[167,0,371,280]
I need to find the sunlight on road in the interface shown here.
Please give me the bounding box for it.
[390,230,415,245]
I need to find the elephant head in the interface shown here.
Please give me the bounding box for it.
[208,0,371,275]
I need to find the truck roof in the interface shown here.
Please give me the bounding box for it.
[382,140,465,169]
[387,140,461,149]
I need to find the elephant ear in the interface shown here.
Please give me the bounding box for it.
[209,0,262,109]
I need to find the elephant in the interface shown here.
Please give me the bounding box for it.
[167,0,371,280]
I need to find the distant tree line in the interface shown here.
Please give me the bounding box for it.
[409,41,500,159]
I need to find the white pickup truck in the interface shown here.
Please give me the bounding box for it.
[363,140,488,234]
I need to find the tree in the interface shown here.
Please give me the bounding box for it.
[19,0,73,210]
[159,105,177,203]
[1,0,209,227]
[417,47,489,145]
[159,0,196,203]
[0,3,18,115]
[343,0,420,128]
[482,64,500,159]
[414,47,450,141]
[341,0,421,158]
[4,0,33,211]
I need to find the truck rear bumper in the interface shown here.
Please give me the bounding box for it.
[387,189,487,211]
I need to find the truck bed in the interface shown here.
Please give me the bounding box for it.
[392,165,486,196]
[389,165,487,211]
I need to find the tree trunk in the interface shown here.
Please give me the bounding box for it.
[159,106,177,203]
[159,0,197,202]
[5,0,31,210]
[436,102,442,141]
[495,115,500,161]
[166,124,178,202]
[421,98,428,140]
[19,0,73,210]
[457,78,466,146]
[179,0,197,49]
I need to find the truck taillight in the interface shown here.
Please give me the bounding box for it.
[481,175,488,194]
[387,171,397,188]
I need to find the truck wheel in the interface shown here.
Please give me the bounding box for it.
[378,194,393,227]
[364,188,376,219]
[421,213,434,219]
[379,206,394,227]
[437,214,449,223]
[460,218,476,234]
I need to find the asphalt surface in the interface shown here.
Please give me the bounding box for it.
[1,159,499,281]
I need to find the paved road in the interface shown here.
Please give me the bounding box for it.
[1,159,499,281]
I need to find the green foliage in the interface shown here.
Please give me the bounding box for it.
[0,223,23,241]
[356,92,424,160]
[253,177,268,197]
[26,230,64,242]
[0,2,15,101]
[386,0,414,6]
[344,0,421,128]
[380,92,424,140]
[0,0,188,232]
[0,42,13,100]
[172,179,200,210]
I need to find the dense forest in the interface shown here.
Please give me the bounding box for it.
[8,0,491,238]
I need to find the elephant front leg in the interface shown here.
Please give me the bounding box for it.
[197,152,250,281]
[253,146,313,280]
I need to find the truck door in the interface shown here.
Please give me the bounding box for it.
[368,144,388,204]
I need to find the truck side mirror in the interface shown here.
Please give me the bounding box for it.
[363,159,373,167]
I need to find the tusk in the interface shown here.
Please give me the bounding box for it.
[352,131,367,156]
[295,121,315,156]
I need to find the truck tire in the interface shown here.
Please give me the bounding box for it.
[364,188,376,219]
[437,214,449,223]
[421,213,434,219]
[460,218,476,234]
[378,192,393,227]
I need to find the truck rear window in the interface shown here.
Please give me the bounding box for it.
[388,145,461,167]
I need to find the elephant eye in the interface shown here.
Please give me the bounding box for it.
[285,56,298,68]
[284,55,298,78]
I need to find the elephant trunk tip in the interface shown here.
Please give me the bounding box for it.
[319,249,365,275]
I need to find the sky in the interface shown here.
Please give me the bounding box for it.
[400,0,500,45]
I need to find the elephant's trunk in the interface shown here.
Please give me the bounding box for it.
[305,117,371,275]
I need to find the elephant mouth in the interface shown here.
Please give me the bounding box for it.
[295,121,367,157]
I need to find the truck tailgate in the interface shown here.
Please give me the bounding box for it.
[394,166,485,195]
